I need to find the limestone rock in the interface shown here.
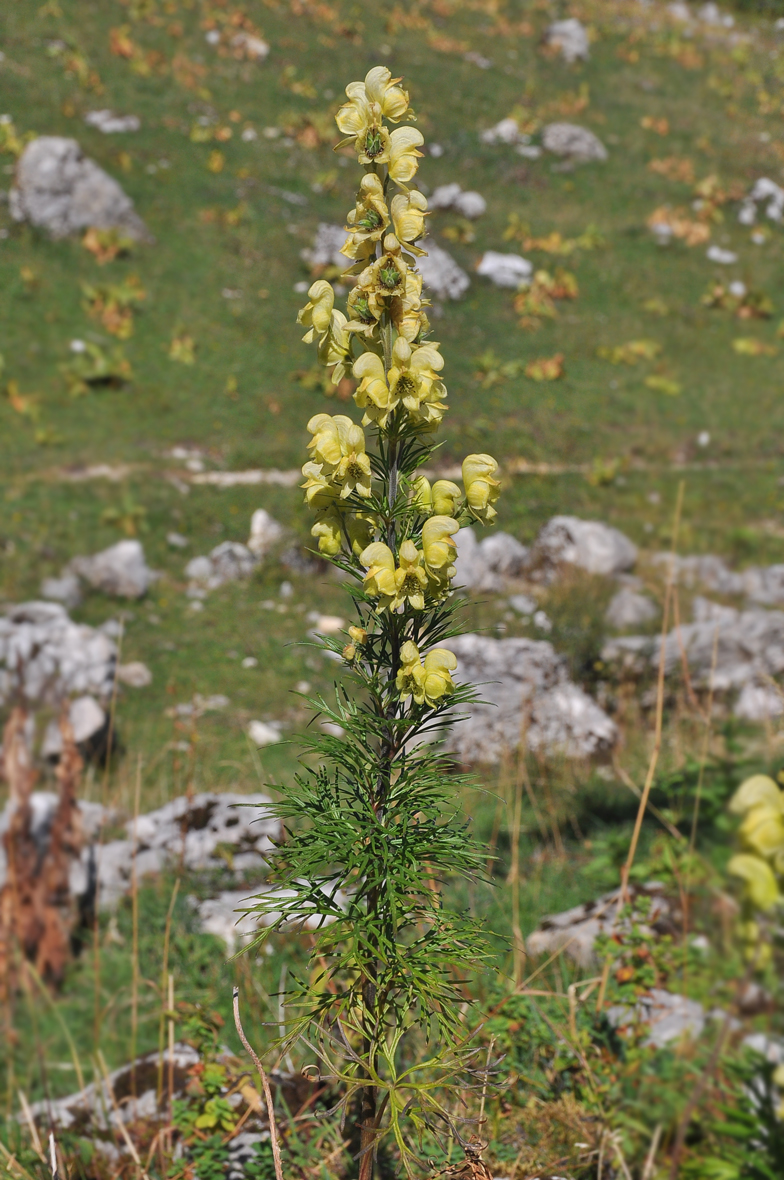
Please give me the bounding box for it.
[0,602,117,707]
[300,222,348,271]
[41,695,107,760]
[529,516,637,580]
[186,541,257,591]
[417,240,470,300]
[476,250,533,288]
[607,989,706,1049]
[9,136,149,239]
[527,883,670,969]
[116,661,152,688]
[95,791,278,908]
[454,528,529,593]
[84,110,141,134]
[545,18,590,63]
[247,508,283,558]
[69,540,156,599]
[542,123,608,163]
[429,183,487,219]
[445,633,617,763]
[605,588,658,630]
[40,573,82,610]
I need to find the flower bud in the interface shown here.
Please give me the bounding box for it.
[342,643,356,662]
[349,625,367,645]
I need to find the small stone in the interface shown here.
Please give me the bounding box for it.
[69,540,156,599]
[533,610,552,632]
[241,656,258,668]
[9,136,149,240]
[116,661,152,688]
[605,588,658,630]
[454,528,529,592]
[167,532,189,548]
[476,250,533,288]
[417,239,470,300]
[84,110,141,134]
[480,117,524,146]
[41,695,107,760]
[706,245,738,264]
[247,508,283,558]
[231,31,269,59]
[509,593,537,615]
[301,223,348,270]
[247,719,282,746]
[542,123,608,163]
[545,18,590,63]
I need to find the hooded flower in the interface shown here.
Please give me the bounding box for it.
[360,539,428,611]
[301,460,339,510]
[353,351,398,428]
[342,174,390,261]
[390,270,429,343]
[317,309,353,384]
[388,337,445,417]
[335,67,411,163]
[307,414,372,498]
[311,508,344,556]
[390,190,428,251]
[462,453,500,523]
[396,640,457,706]
[297,280,335,343]
[388,126,425,188]
[422,515,459,585]
[431,480,462,515]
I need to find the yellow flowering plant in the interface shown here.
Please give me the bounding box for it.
[247,65,501,1178]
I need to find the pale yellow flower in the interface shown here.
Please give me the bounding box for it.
[334,423,372,499]
[311,508,343,556]
[462,454,501,523]
[307,413,345,469]
[431,480,461,515]
[360,541,398,606]
[301,460,339,509]
[360,539,427,611]
[388,337,445,416]
[353,351,398,428]
[390,270,429,343]
[297,280,335,343]
[740,804,784,858]
[422,515,459,579]
[343,174,390,261]
[345,285,380,336]
[411,476,432,511]
[390,190,428,250]
[729,775,783,816]
[388,126,425,188]
[396,640,457,706]
[728,853,781,911]
[317,309,353,384]
[346,514,376,557]
[393,539,428,610]
[307,414,371,498]
[335,67,411,162]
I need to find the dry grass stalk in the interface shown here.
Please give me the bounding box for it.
[0,707,84,996]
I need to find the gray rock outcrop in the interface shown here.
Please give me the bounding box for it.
[605,587,659,630]
[527,883,671,968]
[529,516,637,580]
[476,250,533,288]
[0,602,117,707]
[454,528,529,593]
[69,539,156,599]
[445,633,617,763]
[417,240,470,300]
[9,136,149,239]
[185,541,257,593]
